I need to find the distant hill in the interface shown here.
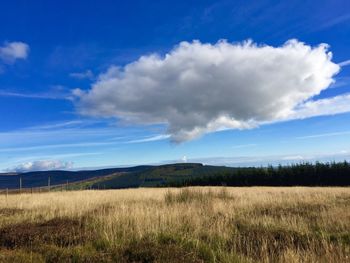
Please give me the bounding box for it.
[0,165,152,189]
[0,163,235,190]
[87,163,235,189]
[2,161,349,190]
[85,162,350,188]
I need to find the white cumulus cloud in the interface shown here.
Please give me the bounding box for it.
[10,160,73,173]
[74,39,342,142]
[0,41,29,64]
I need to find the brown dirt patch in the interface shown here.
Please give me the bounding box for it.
[253,203,329,220]
[0,249,44,263]
[121,239,204,263]
[0,217,94,249]
[0,208,24,217]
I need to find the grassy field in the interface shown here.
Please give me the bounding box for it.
[0,187,349,262]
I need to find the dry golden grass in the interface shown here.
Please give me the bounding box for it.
[0,187,349,262]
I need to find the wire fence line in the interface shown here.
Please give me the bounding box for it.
[0,176,107,195]
[0,179,67,195]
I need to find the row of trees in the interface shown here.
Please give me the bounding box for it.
[164,161,350,187]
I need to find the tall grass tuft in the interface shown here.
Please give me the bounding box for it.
[0,187,349,262]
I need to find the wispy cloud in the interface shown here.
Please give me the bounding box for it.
[0,90,69,100]
[339,59,350,67]
[125,134,170,143]
[0,41,29,64]
[318,13,350,30]
[232,143,257,149]
[330,77,350,89]
[0,124,132,144]
[296,131,350,139]
[8,159,73,173]
[27,120,85,130]
[287,93,350,120]
[0,119,169,153]
[0,141,122,153]
[0,152,103,172]
[24,119,110,131]
[11,152,103,162]
[281,155,304,161]
[69,69,94,80]
[0,84,76,100]
[181,151,350,167]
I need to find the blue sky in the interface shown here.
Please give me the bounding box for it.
[1,0,350,172]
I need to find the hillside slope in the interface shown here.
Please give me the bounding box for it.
[88,163,235,189]
[0,166,151,189]
[0,163,229,190]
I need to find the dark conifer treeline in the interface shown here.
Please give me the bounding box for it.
[164,161,350,187]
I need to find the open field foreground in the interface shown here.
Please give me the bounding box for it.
[0,187,349,263]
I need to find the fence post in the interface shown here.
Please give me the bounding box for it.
[48,176,51,192]
[19,176,22,193]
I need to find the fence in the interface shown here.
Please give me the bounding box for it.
[0,176,107,195]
